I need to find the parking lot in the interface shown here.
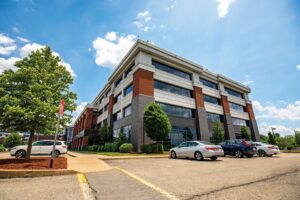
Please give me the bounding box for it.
[87,153,300,200]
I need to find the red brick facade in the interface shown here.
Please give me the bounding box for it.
[108,94,114,114]
[193,86,205,108]
[246,103,255,120]
[220,95,231,114]
[133,69,154,97]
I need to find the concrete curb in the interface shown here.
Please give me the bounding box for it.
[99,155,169,160]
[0,169,77,179]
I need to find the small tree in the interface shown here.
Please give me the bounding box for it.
[182,127,193,141]
[115,127,127,149]
[241,126,250,140]
[295,131,300,147]
[144,102,171,152]
[211,121,224,144]
[268,132,276,145]
[100,122,110,144]
[3,133,22,148]
[260,134,268,143]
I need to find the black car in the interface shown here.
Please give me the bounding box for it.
[219,139,257,158]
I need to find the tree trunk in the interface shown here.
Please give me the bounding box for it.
[25,130,35,160]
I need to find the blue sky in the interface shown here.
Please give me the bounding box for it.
[0,0,299,135]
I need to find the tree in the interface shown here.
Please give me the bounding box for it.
[259,134,268,143]
[295,131,300,147]
[100,121,110,144]
[211,121,224,144]
[268,132,276,145]
[182,127,194,141]
[241,126,250,140]
[115,127,128,149]
[0,47,77,159]
[3,133,22,148]
[144,102,171,152]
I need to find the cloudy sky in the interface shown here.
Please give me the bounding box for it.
[0,0,299,135]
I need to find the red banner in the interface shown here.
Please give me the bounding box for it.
[59,99,65,117]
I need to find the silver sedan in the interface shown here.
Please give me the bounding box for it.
[170,141,224,161]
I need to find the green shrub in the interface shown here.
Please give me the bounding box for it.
[119,143,133,153]
[87,146,94,151]
[104,142,118,152]
[97,145,104,152]
[0,144,6,152]
[3,133,22,148]
[150,143,163,153]
[141,144,152,153]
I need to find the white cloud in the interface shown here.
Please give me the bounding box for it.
[0,57,21,73]
[216,0,236,18]
[133,21,143,28]
[296,65,300,72]
[71,102,88,125]
[134,10,153,32]
[242,75,254,86]
[137,11,151,21]
[19,43,45,58]
[17,36,30,43]
[105,32,117,42]
[92,33,136,68]
[144,26,149,32]
[0,34,17,55]
[259,122,299,136]
[253,100,300,121]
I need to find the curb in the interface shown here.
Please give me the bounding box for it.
[0,169,77,179]
[67,152,77,157]
[99,155,169,160]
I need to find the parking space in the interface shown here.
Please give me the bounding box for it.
[102,153,300,200]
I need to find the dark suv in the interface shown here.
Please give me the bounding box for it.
[219,139,257,158]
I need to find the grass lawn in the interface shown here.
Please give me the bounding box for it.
[73,151,169,156]
[282,149,300,153]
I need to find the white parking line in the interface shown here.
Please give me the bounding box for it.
[115,166,179,200]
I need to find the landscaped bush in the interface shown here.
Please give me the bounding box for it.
[0,144,6,152]
[87,146,94,151]
[104,143,118,152]
[3,133,22,148]
[141,144,152,153]
[97,145,104,152]
[119,143,133,153]
[150,143,164,153]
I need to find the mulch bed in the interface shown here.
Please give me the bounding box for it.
[0,157,67,169]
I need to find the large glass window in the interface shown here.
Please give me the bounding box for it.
[225,87,243,99]
[154,80,192,97]
[123,105,132,117]
[104,104,109,111]
[124,84,133,96]
[170,126,197,146]
[124,125,132,139]
[232,118,246,126]
[105,89,111,97]
[204,95,220,105]
[200,78,218,90]
[206,112,222,122]
[152,60,191,80]
[113,111,122,121]
[115,77,122,88]
[124,64,134,78]
[229,102,245,112]
[158,102,195,118]
[114,93,122,104]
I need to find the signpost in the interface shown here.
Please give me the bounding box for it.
[50,99,64,168]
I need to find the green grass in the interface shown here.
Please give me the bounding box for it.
[73,150,169,156]
[282,149,300,153]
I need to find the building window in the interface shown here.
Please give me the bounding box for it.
[124,84,133,96]
[113,111,122,121]
[123,125,132,139]
[105,89,111,97]
[152,60,191,80]
[158,102,195,118]
[229,102,245,112]
[104,104,109,111]
[204,95,220,105]
[99,97,104,104]
[115,77,122,88]
[170,125,197,146]
[113,128,120,138]
[98,109,103,116]
[154,80,192,97]
[114,93,122,104]
[225,87,243,99]
[125,64,134,78]
[232,118,246,126]
[206,112,222,122]
[200,78,218,90]
[123,105,132,117]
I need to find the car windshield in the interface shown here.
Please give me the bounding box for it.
[199,141,214,145]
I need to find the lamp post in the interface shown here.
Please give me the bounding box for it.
[271,127,276,135]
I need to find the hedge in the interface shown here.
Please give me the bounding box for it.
[119,143,133,153]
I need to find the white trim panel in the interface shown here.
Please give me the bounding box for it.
[154,69,193,90]
[204,103,224,115]
[227,95,246,106]
[231,110,249,120]
[202,86,221,98]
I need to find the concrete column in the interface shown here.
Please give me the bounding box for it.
[131,68,155,152]
[107,94,114,139]
[246,102,260,141]
[193,84,210,141]
[220,93,235,140]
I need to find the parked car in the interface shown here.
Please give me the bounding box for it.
[219,139,257,158]
[10,140,67,158]
[170,141,224,161]
[252,142,280,157]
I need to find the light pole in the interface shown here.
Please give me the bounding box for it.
[271,127,276,135]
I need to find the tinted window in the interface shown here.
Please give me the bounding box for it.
[225,87,243,99]
[179,142,188,147]
[113,111,122,121]
[124,64,134,78]
[154,80,192,97]
[123,105,132,117]
[98,109,103,116]
[188,142,198,147]
[115,77,122,88]
[207,112,222,122]
[158,102,195,118]
[104,104,109,111]
[199,141,214,145]
[124,84,133,96]
[32,141,44,146]
[200,78,218,90]
[229,102,245,112]
[152,60,191,80]
[114,93,122,104]
[204,95,220,105]
[105,89,111,97]
[232,118,246,126]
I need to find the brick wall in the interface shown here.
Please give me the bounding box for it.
[193,86,205,108]
[133,69,154,97]
[220,95,231,114]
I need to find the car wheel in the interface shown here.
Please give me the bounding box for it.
[234,150,243,158]
[15,150,26,159]
[266,154,273,157]
[246,154,253,158]
[51,150,60,158]
[258,150,266,157]
[194,151,203,161]
[170,151,177,159]
[211,156,218,161]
